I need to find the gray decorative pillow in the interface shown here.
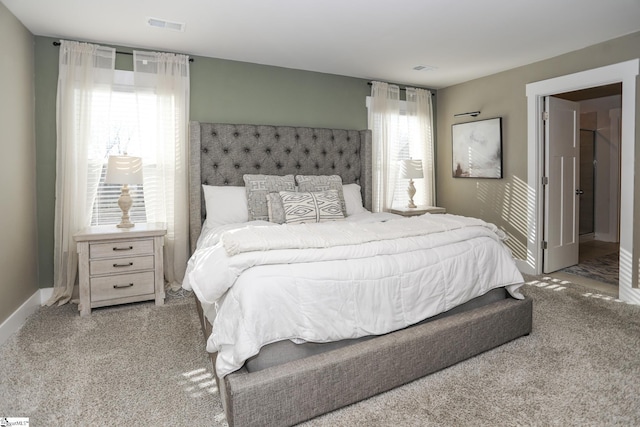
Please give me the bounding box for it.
[295,175,346,216]
[266,193,286,224]
[280,190,344,224]
[243,174,295,221]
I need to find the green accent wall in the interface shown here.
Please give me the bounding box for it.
[34,38,58,290]
[34,36,372,288]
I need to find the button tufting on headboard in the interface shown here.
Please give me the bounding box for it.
[189,122,373,254]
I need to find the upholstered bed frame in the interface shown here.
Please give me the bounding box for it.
[188,121,533,427]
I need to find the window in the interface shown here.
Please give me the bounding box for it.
[391,104,414,207]
[88,71,156,226]
[367,97,418,207]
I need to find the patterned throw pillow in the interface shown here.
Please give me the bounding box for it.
[279,190,344,224]
[243,174,296,221]
[295,175,346,216]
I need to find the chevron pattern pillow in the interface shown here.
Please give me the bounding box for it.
[279,190,344,224]
[295,175,346,216]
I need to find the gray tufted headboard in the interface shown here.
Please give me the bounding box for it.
[188,121,373,253]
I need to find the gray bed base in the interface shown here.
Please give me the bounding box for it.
[188,121,533,426]
[195,293,532,427]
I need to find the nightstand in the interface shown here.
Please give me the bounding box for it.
[75,223,167,316]
[388,205,446,216]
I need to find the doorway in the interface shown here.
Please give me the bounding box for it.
[546,85,622,293]
[524,59,639,305]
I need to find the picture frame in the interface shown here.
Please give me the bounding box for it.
[452,117,502,178]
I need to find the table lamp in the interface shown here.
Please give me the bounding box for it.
[400,159,423,208]
[104,155,143,228]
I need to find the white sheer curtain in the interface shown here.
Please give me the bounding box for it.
[133,51,190,291]
[368,81,401,212]
[47,41,115,306]
[368,82,435,211]
[406,87,435,206]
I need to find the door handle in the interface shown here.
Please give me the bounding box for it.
[575,189,584,195]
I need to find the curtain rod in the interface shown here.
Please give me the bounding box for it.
[52,41,194,62]
[367,81,436,95]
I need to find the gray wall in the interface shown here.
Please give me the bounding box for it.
[0,3,39,324]
[33,36,372,289]
[436,31,640,280]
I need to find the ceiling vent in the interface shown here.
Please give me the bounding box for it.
[147,17,185,32]
[413,65,437,72]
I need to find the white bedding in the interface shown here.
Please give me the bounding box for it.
[183,212,524,378]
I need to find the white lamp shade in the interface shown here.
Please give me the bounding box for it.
[400,159,424,180]
[104,155,143,185]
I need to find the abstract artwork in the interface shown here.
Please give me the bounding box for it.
[452,117,502,178]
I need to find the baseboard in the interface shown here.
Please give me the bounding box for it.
[0,287,53,346]
[515,259,535,276]
[580,233,595,243]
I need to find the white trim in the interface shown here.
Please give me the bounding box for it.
[0,288,54,346]
[525,59,639,304]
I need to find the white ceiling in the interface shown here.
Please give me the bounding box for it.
[4,0,640,88]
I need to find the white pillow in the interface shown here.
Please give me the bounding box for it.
[279,190,344,224]
[202,185,248,226]
[343,183,367,216]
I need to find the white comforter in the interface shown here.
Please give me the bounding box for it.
[183,213,524,378]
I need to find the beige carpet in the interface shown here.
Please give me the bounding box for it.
[1,276,639,426]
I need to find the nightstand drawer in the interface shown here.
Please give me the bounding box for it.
[90,239,154,259]
[90,255,154,276]
[90,271,155,302]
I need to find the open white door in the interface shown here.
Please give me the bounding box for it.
[543,96,580,273]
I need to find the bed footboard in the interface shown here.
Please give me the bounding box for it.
[200,296,532,427]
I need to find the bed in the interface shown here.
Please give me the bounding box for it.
[185,121,532,427]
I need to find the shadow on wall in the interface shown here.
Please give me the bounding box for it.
[475,175,531,262]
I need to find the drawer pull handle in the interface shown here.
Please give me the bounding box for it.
[113,283,134,289]
[113,246,133,251]
[113,262,134,268]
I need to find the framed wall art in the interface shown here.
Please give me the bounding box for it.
[451,117,502,178]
